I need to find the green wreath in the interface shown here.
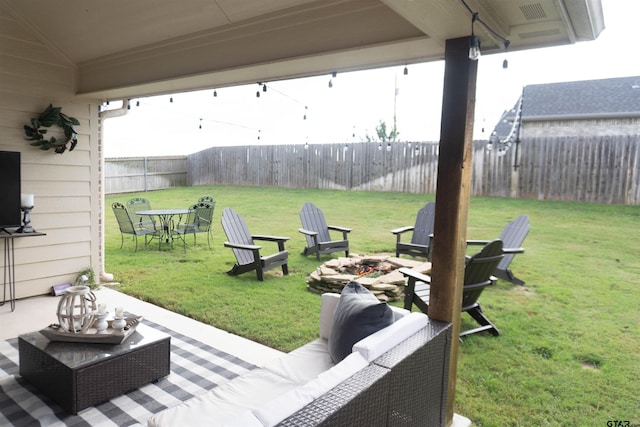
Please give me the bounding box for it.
[24,104,80,154]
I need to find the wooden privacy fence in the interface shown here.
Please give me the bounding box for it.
[187,142,440,193]
[472,135,640,205]
[187,136,640,205]
[104,156,187,194]
[105,136,640,205]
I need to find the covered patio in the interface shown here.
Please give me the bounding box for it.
[1,0,604,425]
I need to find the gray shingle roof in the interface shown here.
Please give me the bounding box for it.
[490,76,640,140]
[523,76,640,118]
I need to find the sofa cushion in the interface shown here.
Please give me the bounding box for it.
[147,368,299,427]
[353,312,430,362]
[262,338,333,384]
[328,281,394,363]
[253,352,368,427]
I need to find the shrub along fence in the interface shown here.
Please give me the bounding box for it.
[105,136,640,205]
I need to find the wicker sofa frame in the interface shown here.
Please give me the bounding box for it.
[278,320,452,427]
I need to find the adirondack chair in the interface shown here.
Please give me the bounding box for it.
[400,239,504,338]
[175,201,215,249]
[221,208,289,281]
[391,202,436,259]
[112,202,157,251]
[298,202,352,261]
[467,214,529,285]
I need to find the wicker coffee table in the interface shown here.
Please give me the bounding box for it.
[18,323,170,414]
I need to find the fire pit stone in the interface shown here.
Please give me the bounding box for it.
[306,254,431,302]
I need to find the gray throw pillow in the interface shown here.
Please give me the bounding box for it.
[328,281,394,363]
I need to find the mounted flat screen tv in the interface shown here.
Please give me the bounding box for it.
[0,151,22,231]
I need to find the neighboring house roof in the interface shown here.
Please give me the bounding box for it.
[491,75,640,141]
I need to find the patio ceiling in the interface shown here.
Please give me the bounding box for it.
[5,0,604,100]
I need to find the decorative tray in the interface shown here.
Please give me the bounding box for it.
[40,315,143,344]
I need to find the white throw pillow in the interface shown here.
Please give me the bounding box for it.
[353,312,429,362]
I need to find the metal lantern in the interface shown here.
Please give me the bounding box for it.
[56,285,97,333]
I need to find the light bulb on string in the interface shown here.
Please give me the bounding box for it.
[468,12,481,60]
[404,65,408,75]
[213,89,217,97]
[127,99,131,110]
[386,143,392,152]
[263,83,267,93]
[328,79,333,88]
[199,118,203,129]
[502,40,510,69]
[170,96,173,103]
[136,100,140,107]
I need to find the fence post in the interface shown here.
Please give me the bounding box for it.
[144,157,148,192]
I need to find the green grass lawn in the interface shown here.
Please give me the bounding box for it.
[104,185,640,426]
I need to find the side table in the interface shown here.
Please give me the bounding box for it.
[19,323,171,414]
[0,229,46,311]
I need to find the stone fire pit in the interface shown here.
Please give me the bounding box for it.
[306,254,432,302]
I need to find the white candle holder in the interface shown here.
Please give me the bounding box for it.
[17,194,35,233]
[16,206,34,233]
[94,312,109,333]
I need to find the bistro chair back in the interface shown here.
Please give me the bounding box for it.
[125,198,156,231]
[112,202,157,251]
[176,202,215,249]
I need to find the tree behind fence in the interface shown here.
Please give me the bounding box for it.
[105,136,639,205]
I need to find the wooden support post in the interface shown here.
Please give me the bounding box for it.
[429,36,478,425]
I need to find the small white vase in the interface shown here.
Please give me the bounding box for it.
[112,316,126,331]
[94,312,108,333]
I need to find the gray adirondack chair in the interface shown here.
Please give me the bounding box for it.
[391,202,435,259]
[400,239,504,338]
[467,215,529,285]
[298,202,351,261]
[221,208,289,281]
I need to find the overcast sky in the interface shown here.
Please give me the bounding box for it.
[103,0,636,157]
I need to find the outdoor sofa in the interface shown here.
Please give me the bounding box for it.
[148,289,452,427]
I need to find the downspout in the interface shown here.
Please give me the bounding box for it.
[98,99,129,282]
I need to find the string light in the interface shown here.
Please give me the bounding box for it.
[458,0,510,67]
[404,65,408,75]
[199,118,203,129]
[469,12,481,60]
[503,40,511,69]
[170,96,173,103]
[213,89,217,97]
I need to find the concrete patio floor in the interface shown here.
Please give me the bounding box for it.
[0,286,283,367]
[0,286,472,427]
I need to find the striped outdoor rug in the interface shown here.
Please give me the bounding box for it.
[0,320,257,426]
